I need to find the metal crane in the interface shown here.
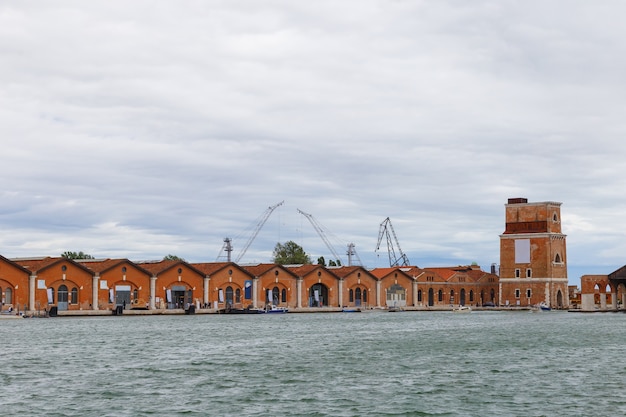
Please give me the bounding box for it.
[375,217,410,267]
[218,201,284,263]
[297,209,362,266]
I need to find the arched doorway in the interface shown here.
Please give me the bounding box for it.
[225,286,234,306]
[309,283,328,307]
[460,289,466,306]
[556,290,563,309]
[428,288,434,306]
[1,286,13,308]
[264,287,284,306]
[58,285,69,311]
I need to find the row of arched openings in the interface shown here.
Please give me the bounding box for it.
[48,285,79,310]
[417,288,496,306]
[349,288,368,306]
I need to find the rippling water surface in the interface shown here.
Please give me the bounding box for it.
[2,311,625,416]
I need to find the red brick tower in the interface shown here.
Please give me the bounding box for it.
[499,198,569,309]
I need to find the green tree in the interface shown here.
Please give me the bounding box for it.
[272,241,311,265]
[163,254,185,261]
[61,251,94,259]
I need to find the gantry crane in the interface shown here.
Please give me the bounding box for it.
[218,201,284,263]
[297,209,361,266]
[375,217,410,267]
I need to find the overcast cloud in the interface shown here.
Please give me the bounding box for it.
[2,1,625,284]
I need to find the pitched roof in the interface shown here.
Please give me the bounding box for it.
[75,258,151,276]
[329,266,377,280]
[190,262,254,278]
[135,260,205,277]
[370,267,402,279]
[0,254,31,274]
[240,263,299,279]
[12,256,94,275]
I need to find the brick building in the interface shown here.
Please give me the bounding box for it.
[499,198,569,308]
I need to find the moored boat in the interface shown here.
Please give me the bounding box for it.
[452,305,472,313]
[538,302,551,311]
[265,305,288,314]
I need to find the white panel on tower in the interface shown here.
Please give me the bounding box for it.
[515,239,530,263]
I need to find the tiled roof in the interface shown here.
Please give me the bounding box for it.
[370,267,399,279]
[135,260,180,274]
[285,264,322,276]
[190,262,232,275]
[239,263,279,276]
[75,258,153,276]
[12,256,59,272]
[240,263,299,279]
[190,262,254,278]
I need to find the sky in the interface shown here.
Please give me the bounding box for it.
[2,1,626,285]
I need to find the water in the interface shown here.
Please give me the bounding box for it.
[1,311,625,416]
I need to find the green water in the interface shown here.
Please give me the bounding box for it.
[1,311,624,416]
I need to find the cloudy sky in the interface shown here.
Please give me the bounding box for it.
[2,1,625,284]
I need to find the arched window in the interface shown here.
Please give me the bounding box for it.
[225,286,234,305]
[418,289,422,302]
[555,253,562,263]
[58,285,68,304]
[355,287,362,301]
[553,213,558,222]
[133,288,138,301]
[281,288,287,303]
[70,287,78,304]
[469,290,474,302]
[4,287,12,304]
[490,289,495,302]
[450,289,455,304]
[363,289,367,303]
[272,287,280,304]
[235,288,241,303]
[438,289,443,302]
[349,289,354,302]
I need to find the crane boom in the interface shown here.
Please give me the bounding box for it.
[297,209,343,264]
[234,200,284,263]
[375,217,410,267]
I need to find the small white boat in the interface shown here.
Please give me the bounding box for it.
[538,302,551,311]
[265,305,288,314]
[452,305,472,313]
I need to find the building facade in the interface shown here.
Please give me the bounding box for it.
[499,198,569,308]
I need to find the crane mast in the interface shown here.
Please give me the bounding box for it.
[375,217,410,267]
[297,209,343,265]
[235,200,284,263]
[346,242,362,267]
[218,201,284,263]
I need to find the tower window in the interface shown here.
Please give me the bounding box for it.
[553,213,559,222]
[526,268,532,278]
[515,269,521,278]
[555,253,562,263]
